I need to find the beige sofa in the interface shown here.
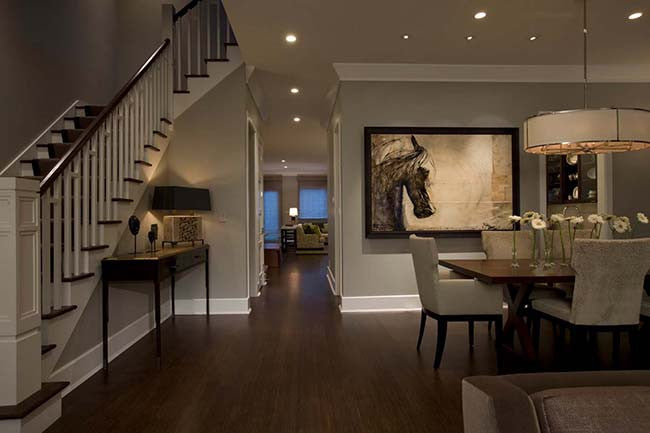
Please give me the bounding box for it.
[463,370,650,433]
[295,223,325,253]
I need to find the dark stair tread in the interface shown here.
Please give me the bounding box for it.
[185,74,209,78]
[18,176,44,181]
[124,177,144,184]
[77,105,104,116]
[50,129,84,133]
[42,305,77,320]
[62,272,94,282]
[41,344,56,355]
[112,197,133,203]
[153,131,167,139]
[63,116,96,129]
[81,244,110,251]
[98,220,122,225]
[205,58,229,62]
[173,90,190,94]
[0,382,69,420]
[160,118,172,125]
[144,144,160,151]
[225,42,238,46]
[134,160,152,166]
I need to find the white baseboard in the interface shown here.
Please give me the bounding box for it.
[0,387,63,433]
[340,295,421,313]
[174,298,250,315]
[49,301,172,397]
[326,266,336,296]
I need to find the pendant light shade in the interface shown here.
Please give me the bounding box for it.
[523,108,650,155]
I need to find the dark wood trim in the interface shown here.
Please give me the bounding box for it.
[134,160,152,167]
[0,382,68,420]
[160,118,172,125]
[173,90,190,94]
[62,272,94,282]
[42,305,77,320]
[205,58,229,62]
[153,130,167,139]
[41,344,56,355]
[173,0,198,21]
[185,74,209,78]
[40,39,170,193]
[144,144,160,152]
[124,177,144,184]
[98,220,122,225]
[111,197,133,203]
[81,244,110,251]
[363,127,520,239]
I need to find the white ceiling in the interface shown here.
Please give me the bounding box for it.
[223,0,650,174]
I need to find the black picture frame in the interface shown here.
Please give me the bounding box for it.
[364,126,520,239]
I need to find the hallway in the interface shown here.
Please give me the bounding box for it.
[47,255,501,433]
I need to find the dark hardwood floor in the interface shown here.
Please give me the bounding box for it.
[47,255,647,433]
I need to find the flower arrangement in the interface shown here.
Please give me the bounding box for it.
[508,215,522,268]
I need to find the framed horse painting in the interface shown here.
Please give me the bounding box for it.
[364,127,520,238]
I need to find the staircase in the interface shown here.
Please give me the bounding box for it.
[0,1,241,431]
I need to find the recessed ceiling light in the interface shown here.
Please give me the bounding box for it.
[283,165,288,169]
[285,34,297,43]
[402,34,410,40]
[466,35,474,41]
[281,159,286,163]
[628,12,643,20]
[529,35,538,41]
[293,116,301,122]
[474,11,487,20]
[290,87,300,94]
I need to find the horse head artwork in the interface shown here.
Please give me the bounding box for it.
[372,135,436,232]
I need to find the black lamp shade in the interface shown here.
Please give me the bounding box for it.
[152,186,211,211]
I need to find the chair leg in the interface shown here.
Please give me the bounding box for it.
[494,316,503,347]
[468,320,475,348]
[416,310,427,352]
[434,319,448,369]
[531,313,541,354]
[488,320,493,337]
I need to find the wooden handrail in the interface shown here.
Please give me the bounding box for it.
[40,39,170,194]
[173,0,200,21]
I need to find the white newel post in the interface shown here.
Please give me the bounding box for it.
[0,177,41,407]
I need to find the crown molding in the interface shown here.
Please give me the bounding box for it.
[333,63,650,83]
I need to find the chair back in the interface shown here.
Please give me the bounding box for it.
[482,230,534,260]
[570,238,650,325]
[409,235,442,312]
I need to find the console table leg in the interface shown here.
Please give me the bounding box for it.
[170,270,176,317]
[102,278,109,372]
[205,249,210,316]
[154,279,162,365]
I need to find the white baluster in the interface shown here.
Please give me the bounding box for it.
[52,178,62,309]
[63,166,72,279]
[107,114,115,219]
[73,154,81,276]
[91,133,98,246]
[180,16,189,90]
[173,22,179,91]
[118,104,125,199]
[200,0,208,75]
[41,191,52,314]
[99,124,106,243]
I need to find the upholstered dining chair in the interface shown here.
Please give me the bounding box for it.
[409,235,504,369]
[530,238,650,362]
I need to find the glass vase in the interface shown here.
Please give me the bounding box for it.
[558,226,568,266]
[511,227,519,268]
[529,231,539,268]
[543,230,554,268]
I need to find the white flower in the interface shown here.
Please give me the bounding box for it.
[570,216,584,225]
[620,216,630,225]
[638,212,649,224]
[508,215,522,223]
[613,218,629,233]
[602,214,615,221]
[550,214,564,223]
[531,218,547,230]
[587,214,604,225]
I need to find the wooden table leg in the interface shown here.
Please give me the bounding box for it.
[205,248,210,316]
[102,277,109,372]
[154,278,162,366]
[502,283,537,360]
[170,267,176,317]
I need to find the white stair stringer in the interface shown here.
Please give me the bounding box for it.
[173,46,242,119]
[40,125,174,382]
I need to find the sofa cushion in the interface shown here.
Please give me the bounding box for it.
[531,386,650,433]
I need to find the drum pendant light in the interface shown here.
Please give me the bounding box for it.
[523,0,650,155]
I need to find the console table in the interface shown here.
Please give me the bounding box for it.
[101,244,209,371]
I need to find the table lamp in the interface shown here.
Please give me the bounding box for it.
[289,207,298,225]
[152,186,211,247]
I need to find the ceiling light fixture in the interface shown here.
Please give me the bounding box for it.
[628,12,643,20]
[474,11,487,19]
[293,117,301,123]
[281,159,286,163]
[524,0,650,155]
[290,87,299,94]
[529,35,538,41]
[466,35,474,41]
[285,34,297,43]
[402,34,410,40]
[283,165,288,169]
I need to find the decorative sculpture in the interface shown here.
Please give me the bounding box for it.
[128,215,140,254]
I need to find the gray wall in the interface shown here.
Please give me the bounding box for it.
[0,0,118,169]
[281,175,298,226]
[337,81,650,298]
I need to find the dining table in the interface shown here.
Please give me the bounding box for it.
[438,258,650,360]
